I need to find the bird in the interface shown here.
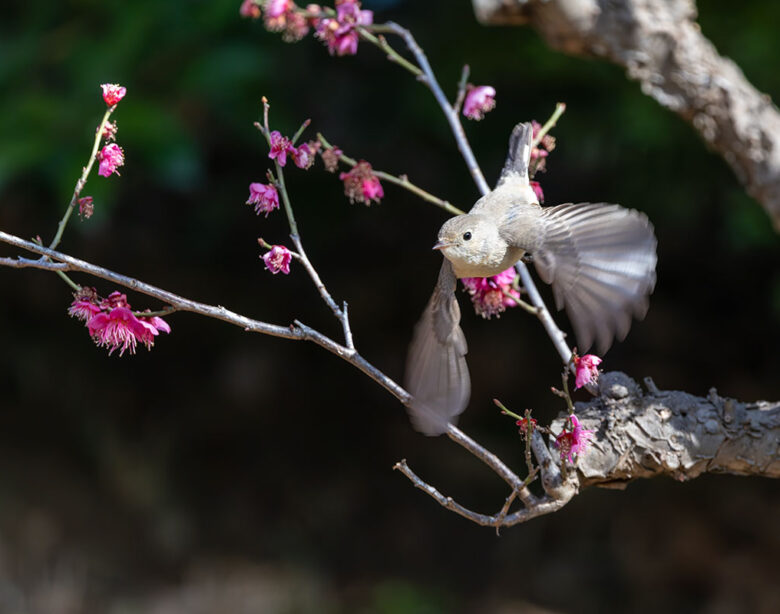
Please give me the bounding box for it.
[405,122,657,436]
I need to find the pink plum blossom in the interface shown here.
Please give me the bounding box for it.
[290,142,314,169]
[339,161,383,205]
[240,0,262,18]
[516,416,537,436]
[262,245,292,274]
[320,145,343,172]
[282,10,310,41]
[461,267,521,319]
[69,289,170,356]
[268,130,292,166]
[101,83,126,106]
[574,353,602,389]
[101,120,117,141]
[263,0,310,40]
[265,0,291,18]
[78,196,94,219]
[555,414,595,463]
[68,287,102,322]
[247,182,280,216]
[97,143,124,177]
[462,85,496,121]
[315,0,373,56]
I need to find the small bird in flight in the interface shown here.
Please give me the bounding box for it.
[405,123,657,435]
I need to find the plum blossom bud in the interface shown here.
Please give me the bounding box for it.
[530,180,544,204]
[101,83,126,106]
[461,267,520,319]
[574,354,602,389]
[262,245,292,274]
[240,0,262,18]
[462,85,496,121]
[97,143,124,177]
[555,414,594,463]
[78,196,94,219]
[320,145,343,172]
[247,182,280,216]
[339,161,383,205]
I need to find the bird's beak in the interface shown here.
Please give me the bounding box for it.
[432,240,453,251]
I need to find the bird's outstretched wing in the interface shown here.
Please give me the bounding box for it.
[531,203,657,354]
[405,260,470,436]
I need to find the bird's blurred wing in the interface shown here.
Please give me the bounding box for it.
[405,260,470,436]
[532,203,657,354]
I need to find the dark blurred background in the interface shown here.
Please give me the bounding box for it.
[0,1,778,612]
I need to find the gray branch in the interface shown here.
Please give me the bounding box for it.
[472,0,780,230]
[571,371,780,487]
[397,370,777,528]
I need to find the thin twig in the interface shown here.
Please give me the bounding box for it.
[383,22,490,196]
[446,423,536,507]
[0,230,409,405]
[531,102,566,149]
[453,65,471,116]
[342,301,355,351]
[494,489,517,535]
[49,107,115,251]
[394,458,574,527]
[317,132,465,216]
[501,286,539,315]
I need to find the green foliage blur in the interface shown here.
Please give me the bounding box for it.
[0,1,778,612]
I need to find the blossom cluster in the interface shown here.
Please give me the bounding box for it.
[241,1,373,54]
[94,84,128,185]
[339,160,383,205]
[268,130,316,169]
[69,288,170,356]
[246,127,320,274]
[461,267,521,319]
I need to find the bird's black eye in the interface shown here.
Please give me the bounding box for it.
[463,231,472,241]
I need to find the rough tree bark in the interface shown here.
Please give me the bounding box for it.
[396,370,777,527]
[471,0,780,230]
[567,371,779,488]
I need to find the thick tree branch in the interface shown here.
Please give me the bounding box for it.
[396,370,778,528]
[472,0,780,230]
[570,371,780,487]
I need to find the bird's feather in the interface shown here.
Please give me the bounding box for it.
[531,203,657,354]
[405,260,470,436]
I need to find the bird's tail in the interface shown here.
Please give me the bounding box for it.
[533,203,657,354]
[497,122,533,187]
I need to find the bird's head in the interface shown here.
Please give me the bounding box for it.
[434,214,505,276]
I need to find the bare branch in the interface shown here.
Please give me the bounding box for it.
[383,21,491,196]
[472,0,780,230]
